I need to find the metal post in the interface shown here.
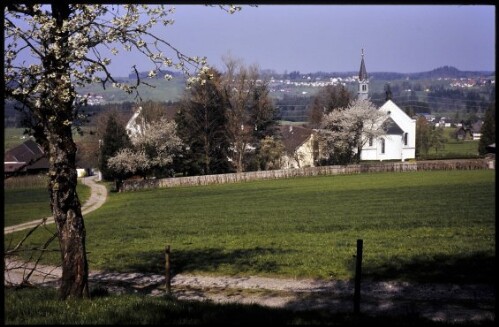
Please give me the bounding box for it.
[354,239,363,314]
[165,245,171,294]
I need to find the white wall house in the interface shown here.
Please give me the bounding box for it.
[125,106,145,139]
[280,125,318,169]
[360,100,416,161]
[355,50,416,162]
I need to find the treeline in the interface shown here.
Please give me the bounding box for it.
[261,66,494,82]
[96,59,288,182]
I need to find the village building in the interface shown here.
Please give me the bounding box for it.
[4,138,49,177]
[454,120,483,141]
[357,50,416,161]
[279,125,319,169]
[125,105,145,139]
[278,50,416,167]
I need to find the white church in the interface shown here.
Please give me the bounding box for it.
[356,50,416,161]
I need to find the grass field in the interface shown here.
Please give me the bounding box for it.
[4,127,29,150]
[5,287,475,326]
[4,175,91,227]
[426,138,479,157]
[4,170,495,284]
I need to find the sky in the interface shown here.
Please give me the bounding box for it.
[104,4,495,77]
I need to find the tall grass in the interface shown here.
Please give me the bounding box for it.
[4,170,495,283]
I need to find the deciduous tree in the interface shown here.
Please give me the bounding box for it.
[258,136,284,170]
[221,56,278,172]
[320,99,386,164]
[308,84,351,128]
[4,3,238,299]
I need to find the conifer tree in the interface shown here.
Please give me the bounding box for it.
[478,103,495,155]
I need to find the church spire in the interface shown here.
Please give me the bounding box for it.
[359,49,368,81]
[358,49,369,101]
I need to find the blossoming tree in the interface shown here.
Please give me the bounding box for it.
[4,3,239,299]
[320,99,387,164]
[107,117,183,180]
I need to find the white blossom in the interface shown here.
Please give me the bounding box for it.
[107,148,151,176]
[320,99,387,160]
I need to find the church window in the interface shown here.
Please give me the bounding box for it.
[403,133,408,146]
[368,137,373,147]
[380,138,385,154]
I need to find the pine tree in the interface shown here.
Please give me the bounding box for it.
[176,68,232,175]
[99,115,131,180]
[478,103,495,155]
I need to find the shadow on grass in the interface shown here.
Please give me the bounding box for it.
[102,247,292,276]
[8,287,481,326]
[361,251,496,284]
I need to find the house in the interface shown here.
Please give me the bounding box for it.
[454,121,483,141]
[125,106,145,139]
[4,138,49,177]
[471,121,483,140]
[455,125,473,141]
[125,104,178,139]
[279,125,319,169]
[356,50,416,161]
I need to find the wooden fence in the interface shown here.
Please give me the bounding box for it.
[121,158,493,192]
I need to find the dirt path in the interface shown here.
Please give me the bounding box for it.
[4,176,495,323]
[4,258,495,323]
[4,175,107,235]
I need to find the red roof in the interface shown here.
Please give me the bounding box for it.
[4,139,49,173]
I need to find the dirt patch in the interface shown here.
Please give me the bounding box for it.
[5,259,494,324]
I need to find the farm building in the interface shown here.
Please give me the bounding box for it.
[4,138,49,177]
[4,138,93,178]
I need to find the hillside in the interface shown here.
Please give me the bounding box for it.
[4,66,495,127]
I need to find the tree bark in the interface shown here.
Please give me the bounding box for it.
[48,131,90,300]
[46,2,89,300]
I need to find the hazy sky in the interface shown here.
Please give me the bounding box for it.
[104,4,495,77]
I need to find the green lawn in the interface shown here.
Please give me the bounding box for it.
[4,177,91,226]
[4,287,480,327]
[5,287,472,326]
[4,127,29,150]
[427,140,479,157]
[4,127,95,151]
[5,170,494,284]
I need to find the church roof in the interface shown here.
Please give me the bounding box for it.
[382,117,404,135]
[359,50,368,81]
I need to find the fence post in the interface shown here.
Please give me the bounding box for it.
[165,245,171,294]
[354,239,363,314]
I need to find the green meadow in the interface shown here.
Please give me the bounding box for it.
[4,175,91,226]
[6,286,481,326]
[4,170,495,283]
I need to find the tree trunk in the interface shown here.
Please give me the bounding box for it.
[39,2,90,300]
[48,131,89,299]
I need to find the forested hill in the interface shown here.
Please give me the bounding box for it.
[120,65,494,81]
[362,66,494,80]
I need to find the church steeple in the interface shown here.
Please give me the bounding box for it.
[358,49,369,101]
